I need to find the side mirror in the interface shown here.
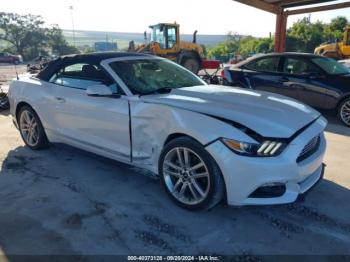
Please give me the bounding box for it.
[86,84,113,97]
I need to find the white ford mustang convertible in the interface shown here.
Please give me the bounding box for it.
[8,52,327,210]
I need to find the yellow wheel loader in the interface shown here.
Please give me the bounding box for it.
[314,27,350,60]
[129,23,205,74]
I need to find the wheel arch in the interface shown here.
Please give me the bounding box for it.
[16,101,34,122]
[15,101,49,149]
[160,132,228,207]
[336,94,350,111]
[163,132,203,147]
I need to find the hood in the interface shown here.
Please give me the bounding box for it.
[141,85,321,138]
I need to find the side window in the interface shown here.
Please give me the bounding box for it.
[64,63,88,72]
[283,58,319,75]
[245,57,279,72]
[49,63,120,93]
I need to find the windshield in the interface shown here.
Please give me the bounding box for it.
[311,57,349,75]
[109,58,205,95]
[151,26,165,48]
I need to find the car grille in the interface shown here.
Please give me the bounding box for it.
[297,134,321,163]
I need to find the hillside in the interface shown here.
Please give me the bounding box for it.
[63,29,227,49]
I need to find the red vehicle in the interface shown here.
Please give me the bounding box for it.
[0,52,23,64]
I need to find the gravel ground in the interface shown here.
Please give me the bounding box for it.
[0,66,349,259]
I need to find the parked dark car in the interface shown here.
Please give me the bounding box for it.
[27,55,53,73]
[0,52,23,64]
[223,53,350,126]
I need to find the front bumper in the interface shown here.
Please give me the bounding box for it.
[206,116,327,206]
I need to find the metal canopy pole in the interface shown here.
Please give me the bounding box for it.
[274,12,288,52]
[233,0,350,53]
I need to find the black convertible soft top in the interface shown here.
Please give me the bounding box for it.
[37,52,151,81]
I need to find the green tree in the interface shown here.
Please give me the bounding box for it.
[0,12,47,59]
[329,16,348,31]
[0,12,79,60]
[257,37,274,53]
[238,36,273,55]
[46,25,79,56]
[286,17,325,52]
[207,32,240,59]
[207,16,349,57]
[324,16,349,41]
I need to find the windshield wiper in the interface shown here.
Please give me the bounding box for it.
[139,87,173,96]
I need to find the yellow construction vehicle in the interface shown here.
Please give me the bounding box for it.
[129,23,205,74]
[314,27,350,59]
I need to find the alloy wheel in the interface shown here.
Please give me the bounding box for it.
[162,147,210,205]
[340,100,350,126]
[19,110,39,147]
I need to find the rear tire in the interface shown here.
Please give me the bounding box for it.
[159,137,225,210]
[18,105,49,149]
[182,58,200,74]
[338,97,350,127]
[0,92,9,110]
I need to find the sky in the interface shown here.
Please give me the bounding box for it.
[1,0,350,37]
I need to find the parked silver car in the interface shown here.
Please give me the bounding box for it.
[9,52,327,210]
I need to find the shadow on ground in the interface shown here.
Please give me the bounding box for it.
[0,144,349,256]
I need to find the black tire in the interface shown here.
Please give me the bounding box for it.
[0,93,9,110]
[18,105,49,149]
[338,97,350,127]
[222,78,230,86]
[159,137,225,210]
[236,82,248,89]
[182,57,200,74]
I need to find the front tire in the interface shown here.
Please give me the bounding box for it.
[159,137,225,210]
[18,106,49,149]
[338,98,350,127]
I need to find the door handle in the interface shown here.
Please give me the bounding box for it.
[55,97,66,103]
[279,77,289,83]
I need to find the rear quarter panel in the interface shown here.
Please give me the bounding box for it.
[9,77,53,129]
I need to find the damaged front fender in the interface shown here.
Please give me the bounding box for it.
[129,99,256,174]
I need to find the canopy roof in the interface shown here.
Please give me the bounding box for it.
[233,0,350,15]
[233,0,350,52]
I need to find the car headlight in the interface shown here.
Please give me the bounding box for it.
[221,138,285,157]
